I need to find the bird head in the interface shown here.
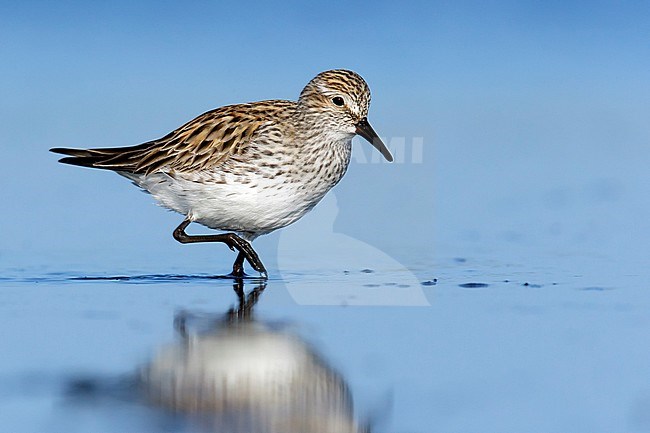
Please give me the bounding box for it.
[299,69,393,162]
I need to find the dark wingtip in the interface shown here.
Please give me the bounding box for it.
[51,147,99,167]
[50,147,90,157]
[56,156,97,168]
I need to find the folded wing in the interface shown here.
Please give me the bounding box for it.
[50,103,282,175]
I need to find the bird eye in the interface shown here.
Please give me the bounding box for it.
[332,96,345,106]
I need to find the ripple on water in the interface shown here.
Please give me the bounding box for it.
[8,273,266,285]
[458,282,489,289]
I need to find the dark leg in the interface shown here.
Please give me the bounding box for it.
[231,252,246,278]
[173,220,267,277]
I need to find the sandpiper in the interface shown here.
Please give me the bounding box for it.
[51,69,393,278]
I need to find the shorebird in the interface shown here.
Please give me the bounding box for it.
[51,69,392,278]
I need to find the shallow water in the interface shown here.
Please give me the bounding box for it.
[3,247,650,433]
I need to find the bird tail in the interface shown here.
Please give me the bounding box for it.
[50,142,155,172]
[50,147,101,168]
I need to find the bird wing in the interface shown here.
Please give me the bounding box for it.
[51,101,292,175]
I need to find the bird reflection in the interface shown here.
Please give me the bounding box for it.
[140,280,366,433]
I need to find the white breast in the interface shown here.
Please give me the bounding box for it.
[125,171,331,238]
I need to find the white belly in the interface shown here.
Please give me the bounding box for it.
[123,171,330,238]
